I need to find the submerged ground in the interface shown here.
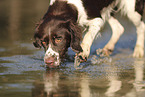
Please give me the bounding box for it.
[0,0,145,97]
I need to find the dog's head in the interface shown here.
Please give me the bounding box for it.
[33,18,83,68]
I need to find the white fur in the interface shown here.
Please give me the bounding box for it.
[67,0,89,26]
[101,1,118,21]
[104,16,124,52]
[121,0,144,57]
[44,44,60,65]
[105,0,145,57]
[45,45,59,57]
[80,18,104,58]
[118,0,136,15]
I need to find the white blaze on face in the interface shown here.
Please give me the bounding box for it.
[44,44,60,66]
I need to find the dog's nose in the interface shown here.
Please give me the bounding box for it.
[44,57,55,66]
[44,57,59,68]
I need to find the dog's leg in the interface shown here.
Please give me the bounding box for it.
[133,20,145,58]
[77,18,104,61]
[103,16,124,55]
[119,0,145,57]
[127,11,145,57]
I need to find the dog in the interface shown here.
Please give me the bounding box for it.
[33,0,145,68]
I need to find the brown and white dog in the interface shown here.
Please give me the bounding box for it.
[33,0,145,68]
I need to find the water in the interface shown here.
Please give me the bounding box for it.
[0,0,145,97]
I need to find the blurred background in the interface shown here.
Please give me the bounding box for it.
[0,0,49,56]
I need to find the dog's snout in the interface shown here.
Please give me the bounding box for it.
[44,56,59,68]
[44,57,55,66]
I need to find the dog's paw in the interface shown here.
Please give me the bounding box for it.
[74,52,88,69]
[133,45,144,58]
[101,48,113,56]
[76,52,88,62]
[75,48,90,63]
[102,44,114,56]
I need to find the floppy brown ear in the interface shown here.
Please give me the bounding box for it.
[33,19,46,49]
[69,22,83,53]
[33,38,42,49]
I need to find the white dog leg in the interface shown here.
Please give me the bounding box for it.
[120,0,145,57]
[127,12,145,57]
[78,18,104,60]
[103,16,124,55]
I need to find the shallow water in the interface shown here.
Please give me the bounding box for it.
[0,0,145,97]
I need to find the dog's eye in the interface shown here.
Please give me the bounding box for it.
[55,37,62,43]
[42,41,46,45]
[41,41,48,50]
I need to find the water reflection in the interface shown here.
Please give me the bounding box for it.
[105,65,122,97]
[31,58,145,97]
[131,59,145,96]
[32,70,81,97]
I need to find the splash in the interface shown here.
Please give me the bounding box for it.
[92,48,112,64]
[74,48,112,69]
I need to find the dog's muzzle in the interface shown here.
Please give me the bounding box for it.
[44,47,60,68]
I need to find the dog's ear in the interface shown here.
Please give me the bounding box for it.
[33,38,42,49]
[68,22,83,53]
[33,19,46,49]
